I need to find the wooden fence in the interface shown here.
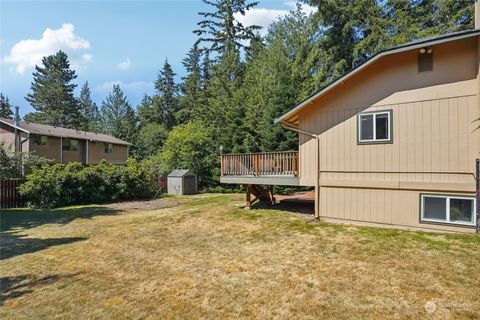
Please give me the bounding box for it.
[0,179,25,209]
[158,175,168,193]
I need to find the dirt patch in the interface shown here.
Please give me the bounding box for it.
[106,197,180,211]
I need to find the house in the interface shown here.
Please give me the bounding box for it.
[220,27,480,233]
[0,113,130,165]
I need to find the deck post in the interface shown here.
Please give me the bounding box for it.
[245,184,252,209]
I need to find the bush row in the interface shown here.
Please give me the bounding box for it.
[19,159,163,208]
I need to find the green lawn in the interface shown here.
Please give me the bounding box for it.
[1,194,479,319]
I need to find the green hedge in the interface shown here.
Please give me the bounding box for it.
[19,159,162,208]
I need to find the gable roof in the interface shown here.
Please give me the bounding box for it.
[0,118,130,146]
[275,29,480,125]
[168,170,196,177]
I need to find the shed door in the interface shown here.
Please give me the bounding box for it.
[183,176,196,195]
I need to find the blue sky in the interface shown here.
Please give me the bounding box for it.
[0,0,314,116]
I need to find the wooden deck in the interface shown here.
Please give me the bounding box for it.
[220,151,300,186]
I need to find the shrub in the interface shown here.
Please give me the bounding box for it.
[19,159,162,208]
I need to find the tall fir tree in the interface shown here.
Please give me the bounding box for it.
[0,93,14,119]
[178,43,203,124]
[100,84,137,143]
[154,60,178,129]
[78,81,99,131]
[25,50,83,128]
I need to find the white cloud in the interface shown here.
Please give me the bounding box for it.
[117,57,131,70]
[284,1,317,16]
[234,2,317,36]
[3,23,92,75]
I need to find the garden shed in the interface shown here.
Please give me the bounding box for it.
[167,170,197,195]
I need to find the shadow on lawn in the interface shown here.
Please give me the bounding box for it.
[251,199,314,215]
[0,206,121,260]
[0,273,80,305]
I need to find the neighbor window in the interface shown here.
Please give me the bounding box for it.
[104,143,113,154]
[62,139,79,151]
[421,195,476,226]
[357,110,392,143]
[33,135,48,146]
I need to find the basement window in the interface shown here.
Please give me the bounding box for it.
[33,135,48,146]
[421,194,476,226]
[418,48,433,72]
[357,110,392,144]
[62,139,79,151]
[104,143,113,154]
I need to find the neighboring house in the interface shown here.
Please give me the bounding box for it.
[0,116,130,165]
[221,28,480,233]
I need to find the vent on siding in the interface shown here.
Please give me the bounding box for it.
[418,48,433,72]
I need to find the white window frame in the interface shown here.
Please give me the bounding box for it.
[420,194,476,226]
[358,110,392,143]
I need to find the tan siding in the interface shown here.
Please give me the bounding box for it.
[0,123,16,153]
[29,136,62,163]
[61,139,84,163]
[295,36,479,232]
[318,187,476,233]
[88,142,127,165]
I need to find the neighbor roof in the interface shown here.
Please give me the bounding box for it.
[0,118,130,146]
[168,170,195,177]
[275,29,480,124]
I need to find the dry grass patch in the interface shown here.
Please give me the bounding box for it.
[1,193,479,319]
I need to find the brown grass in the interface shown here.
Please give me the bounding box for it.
[1,193,479,319]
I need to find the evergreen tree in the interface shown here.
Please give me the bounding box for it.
[100,84,136,143]
[154,60,178,128]
[195,0,260,55]
[0,93,14,119]
[25,50,83,128]
[178,43,203,124]
[137,94,155,125]
[78,81,99,131]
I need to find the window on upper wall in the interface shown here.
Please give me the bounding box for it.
[62,139,79,151]
[418,48,433,72]
[104,143,113,154]
[421,194,476,226]
[357,110,392,144]
[33,135,48,146]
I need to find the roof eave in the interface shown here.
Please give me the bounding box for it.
[275,29,480,124]
[0,119,30,133]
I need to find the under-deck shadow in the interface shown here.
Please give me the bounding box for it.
[250,198,314,215]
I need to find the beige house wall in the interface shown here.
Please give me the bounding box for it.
[29,136,62,163]
[0,123,16,154]
[296,36,479,233]
[87,141,128,165]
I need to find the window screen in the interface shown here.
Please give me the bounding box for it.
[423,197,446,221]
[450,198,473,223]
[360,114,374,141]
[62,139,79,151]
[33,135,48,146]
[104,143,113,154]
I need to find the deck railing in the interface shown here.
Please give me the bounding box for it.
[221,151,298,177]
